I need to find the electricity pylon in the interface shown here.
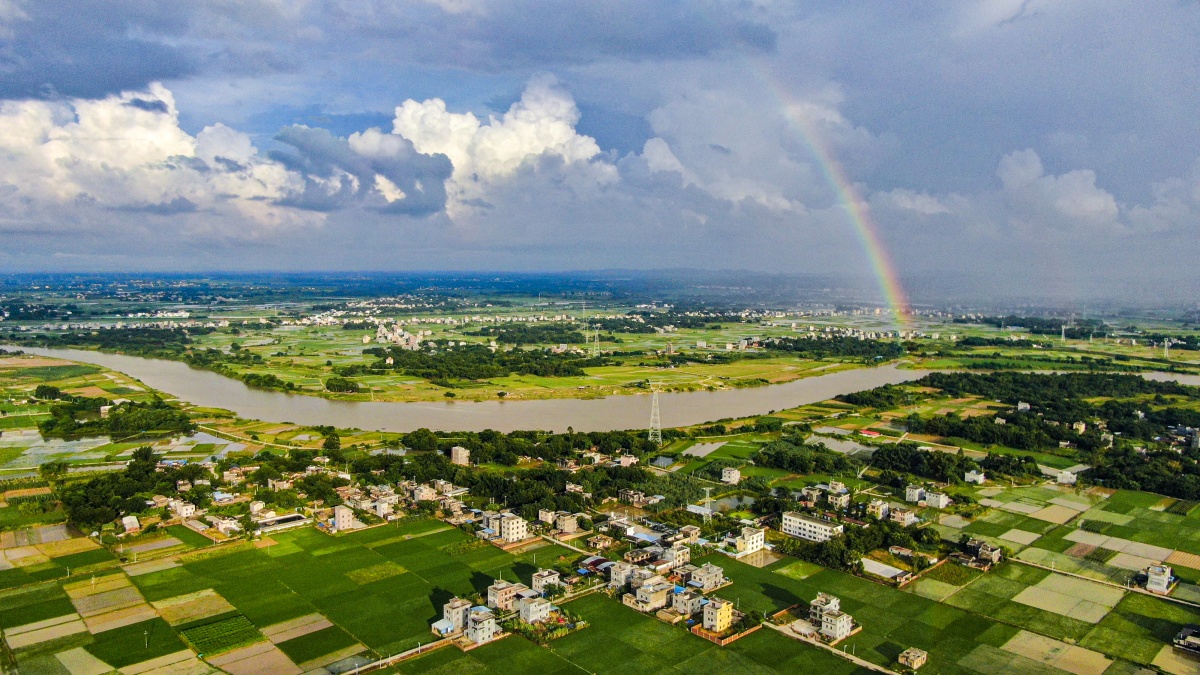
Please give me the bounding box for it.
[648,385,662,447]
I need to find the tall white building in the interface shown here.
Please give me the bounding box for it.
[451,446,471,466]
[735,526,765,555]
[820,610,854,640]
[466,607,499,644]
[781,512,843,542]
[531,569,561,594]
[333,505,354,532]
[518,596,552,624]
[498,513,528,543]
[443,597,471,633]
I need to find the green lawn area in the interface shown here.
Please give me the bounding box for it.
[275,624,359,665]
[52,547,116,570]
[166,524,215,548]
[0,583,75,629]
[1081,592,1200,665]
[84,618,187,669]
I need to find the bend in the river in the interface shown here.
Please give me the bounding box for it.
[9,347,1200,433]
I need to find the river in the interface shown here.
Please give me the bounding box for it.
[6,346,934,432]
[10,346,1200,433]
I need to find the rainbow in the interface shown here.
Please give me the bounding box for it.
[783,107,912,329]
[733,59,912,329]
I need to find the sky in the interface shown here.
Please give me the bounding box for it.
[0,1,1198,303]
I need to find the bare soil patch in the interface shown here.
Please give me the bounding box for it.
[153,589,236,626]
[1001,630,1112,675]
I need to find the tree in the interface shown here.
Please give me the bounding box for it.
[39,459,70,487]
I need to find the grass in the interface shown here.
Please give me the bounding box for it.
[10,364,103,381]
[166,524,214,548]
[1081,592,1200,665]
[124,519,577,659]
[84,618,187,669]
[275,624,359,665]
[924,563,980,586]
[0,584,75,629]
[180,615,264,655]
[52,548,116,570]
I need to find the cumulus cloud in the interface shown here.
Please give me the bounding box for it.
[996,149,1121,231]
[0,84,318,235]
[392,76,614,213]
[0,83,461,242]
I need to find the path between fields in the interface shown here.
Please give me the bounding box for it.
[196,425,291,450]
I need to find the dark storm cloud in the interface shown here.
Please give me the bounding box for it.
[270,125,453,216]
[0,1,196,99]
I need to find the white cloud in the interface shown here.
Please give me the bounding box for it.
[875,189,952,215]
[0,84,316,235]
[392,76,612,213]
[997,149,1121,231]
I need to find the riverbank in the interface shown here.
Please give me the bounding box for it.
[3,346,932,432]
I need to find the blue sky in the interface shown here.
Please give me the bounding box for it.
[0,1,1197,301]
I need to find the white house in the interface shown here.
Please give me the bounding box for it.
[518,596,552,624]
[924,492,951,509]
[498,513,528,543]
[466,607,499,644]
[820,610,854,641]
[964,470,986,485]
[781,512,843,543]
[1146,565,1174,594]
[531,569,560,594]
[734,526,765,555]
[451,446,471,466]
[721,467,742,485]
[905,485,926,503]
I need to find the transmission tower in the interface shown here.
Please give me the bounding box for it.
[702,487,714,524]
[590,326,601,358]
[648,385,662,447]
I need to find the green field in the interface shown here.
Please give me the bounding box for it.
[180,615,264,655]
[84,618,188,669]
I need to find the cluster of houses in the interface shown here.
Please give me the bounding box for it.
[616,489,664,508]
[866,498,918,526]
[905,484,952,510]
[612,554,734,632]
[798,481,851,509]
[538,509,583,535]
[399,479,469,515]
[474,511,532,545]
[432,568,566,646]
[951,538,1004,570]
[805,592,858,642]
[370,324,433,350]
